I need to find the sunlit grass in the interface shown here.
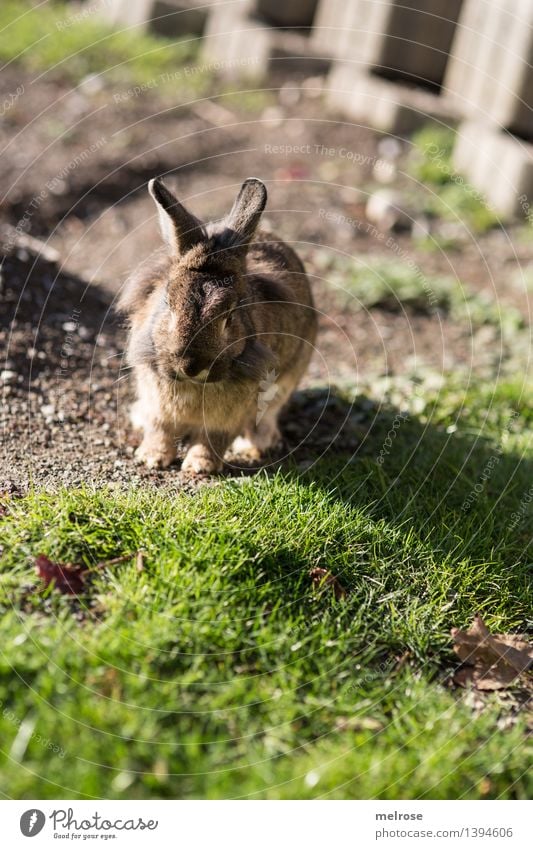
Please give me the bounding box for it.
[0,0,202,89]
[0,380,531,799]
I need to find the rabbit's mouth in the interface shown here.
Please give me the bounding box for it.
[172,367,217,385]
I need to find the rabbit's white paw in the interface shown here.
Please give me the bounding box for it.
[135,438,175,469]
[232,424,282,459]
[182,444,222,475]
[231,435,262,460]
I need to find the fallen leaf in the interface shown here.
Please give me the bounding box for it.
[35,552,140,596]
[309,567,347,600]
[451,614,533,691]
[35,554,86,595]
[452,665,519,690]
[452,615,531,673]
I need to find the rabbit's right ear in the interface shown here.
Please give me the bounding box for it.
[148,178,205,255]
[222,178,267,252]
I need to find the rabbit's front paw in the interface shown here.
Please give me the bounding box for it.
[182,444,223,475]
[135,437,176,469]
[232,423,282,459]
[231,435,263,461]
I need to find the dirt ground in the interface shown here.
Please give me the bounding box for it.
[1,67,532,491]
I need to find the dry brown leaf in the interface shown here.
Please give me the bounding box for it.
[35,552,140,596]
[309,567,347,600]
[35,554,86,595]
[451,614,533,691]
[453,664,519,691]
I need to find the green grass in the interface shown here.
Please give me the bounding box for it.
[0,0,201,88]
[0,381,531,799]
[409,126,500,233]
[0,1,273,115]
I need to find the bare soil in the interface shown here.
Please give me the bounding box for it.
[1,68,531,491]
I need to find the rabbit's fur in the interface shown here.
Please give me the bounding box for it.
[119,177,316,474]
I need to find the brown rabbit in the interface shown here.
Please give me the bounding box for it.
[119,177,316,474]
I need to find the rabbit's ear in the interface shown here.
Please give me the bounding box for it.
[148,178,205,254]
[222,178,267,251]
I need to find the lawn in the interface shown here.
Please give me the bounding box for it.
[0,0,199,85]
[1,379,531,799]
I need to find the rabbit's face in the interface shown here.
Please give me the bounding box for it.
[154,265,249,384]
[143,177,268,385]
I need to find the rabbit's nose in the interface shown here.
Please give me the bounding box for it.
[180,359,208,379]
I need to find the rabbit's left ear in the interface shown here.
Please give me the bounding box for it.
[222,178,267,251]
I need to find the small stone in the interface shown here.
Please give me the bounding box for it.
[301,76,324,98]
[261,106,284,128]
[411,215,432,240]
[377,137,402,161]
[365,190,412,232]
[79,73,104,95]
[0,370,16,384]
[40,404,55,419]
[279,83,300,108]
[372,159,397,184]
[49,179,67,196]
